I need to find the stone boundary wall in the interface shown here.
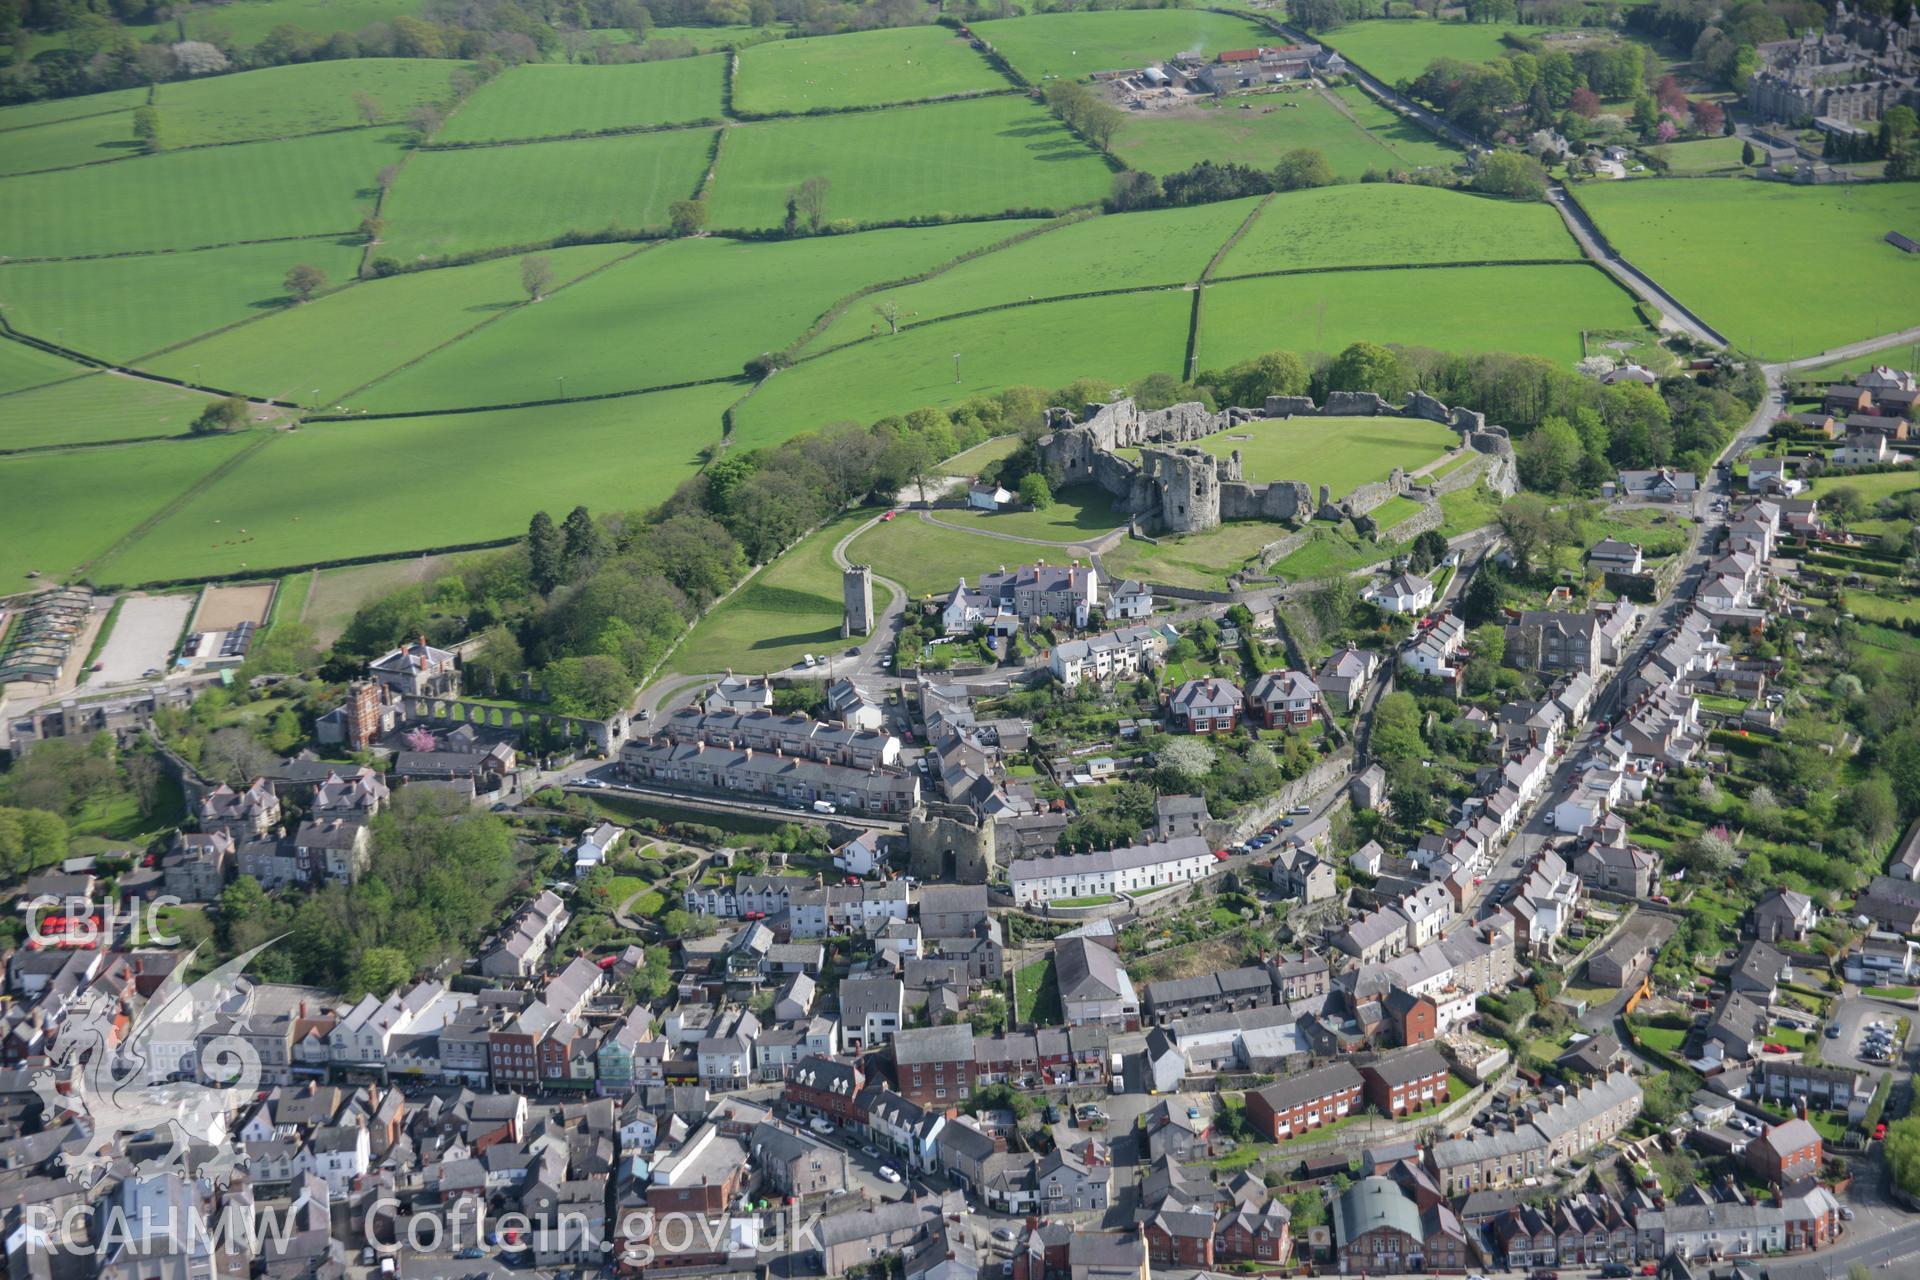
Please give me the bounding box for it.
[1381,499,1446,545]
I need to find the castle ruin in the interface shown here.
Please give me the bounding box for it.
[1036,390,1517,538]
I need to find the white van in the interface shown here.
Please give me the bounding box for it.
[812,800,837,814]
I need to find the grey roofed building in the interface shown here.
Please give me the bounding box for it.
[1053,936,1131,1005]
[1334,1175,1427,1248]
[891,1023,975,1065]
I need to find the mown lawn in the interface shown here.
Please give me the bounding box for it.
[0,129,404,257]
[147,243,633,406]
[734,289,1191,448]
[0,237,367,364]
[937,485,1126,540]
[437,56,727,141]
[378,127,717,262]
[88,382,737,586]
[733,26,1006,113]
[705,96,1112,232]
[1217,183,1582,275]
[811,200,1246,352]
[1201,262,1644,366]
[357,223,1016,410]
[1101,520,1284,591]
[1121,415,1457,496]
[1577,179,1920,359]
[845,515,1031,599]
[668,508,881,676]
[1015,954,1063,1025]
[0,373,234,451]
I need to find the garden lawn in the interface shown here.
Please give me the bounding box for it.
[942,434,1022,473]
[0,238,367,364]
[1114,85,1458,180]
[1320,19,1551,84]
[0,109,144,176]
[1015,955,1063,1025]
[1807,470,1920,504]
[937,486,1126,540]
[668,508,880,675]
[147,243,637,406]
[436,56,727,141]
[733,27,1006,113]
[1100,520,1283,591]
[0,130,403,258]
[1120,415,1456,495]
[154,60,462,146]
[377,127,716,262]
[1218,183,1581,275]
[733,289,1190,447]
[972,10,1270,81]
[704,96,1112,232]
[812,200,1249,352]
[358,223,1019,410]
[1576,179,1920,359]
[1654,136,1750,175]
[0,432,256,589]
[845,514,1049,598]
[1199,263,1641,366]
[0,339,87,396]
[0,374,236,451]
[87,382,737,585]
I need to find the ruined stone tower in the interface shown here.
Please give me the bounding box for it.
[842,565,874,638]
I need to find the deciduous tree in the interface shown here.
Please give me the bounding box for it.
[521,254,554,301]
[283,263,327,302]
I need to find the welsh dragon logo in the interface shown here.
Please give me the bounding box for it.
[36,938,282,1188]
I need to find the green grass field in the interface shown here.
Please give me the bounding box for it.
[1200,263,1643,366]
[0,373,237,451]
[357,223,1019,410]
[1122,416,1456,494]
[436,57,727,141]
[147,242,633,405]
[175,0,422,48]
[1793,335,1920,384]
[733,27,1007,113]
[0,340,89,396]
[0,87,149,131]
[1808,470,1920,504]
[1321,18,1562,84]
[734,288,1191,446]
[1652,136,1750,175]
[0,432,257,588]
[1102,520,1281,591]
[0,129,403,258]
[812,200,1250,351]
[942,434,1022,474]
[0,238,368,364]
[704,96,1113,231]
[377,127,716,262]
[1218,183,1581,275]
[155,60,463,146]
[89,382,739,585]
[972,9,1270,81]
[0,109,145,176]
[668,508,877,674]
[1114,85,1459,179]
[937,486,1124,540]
[845,512,1090,597]
[1577,179,1920,359]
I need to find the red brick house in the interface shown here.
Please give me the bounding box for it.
[783,1055,866,1124]
[1245,1062,1365,1142]
[1360,1047,1450,1118]
[1385,987,1437,1047]
[1747,1115,1822,1185]
[891,1024,976,1105]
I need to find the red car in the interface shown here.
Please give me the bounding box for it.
[1762,1041,1789,1054]
[1641,1268,1659,1277]
[1875,1122,1888,1141]
[880,511,898,522]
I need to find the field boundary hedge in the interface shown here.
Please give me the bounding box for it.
[0,316,300,409]
[1208,256,1589,288]
[417,117,725,151]
[0,430,189,458]
[940,20,1031,90]
[134,275,364,366]
[1190,194,1272,377]
[306,373,747,422]
[727,86,1022,122]
[96,533,526,593]
[10,229,361,267]
[695,125,727,201]
[77,432,278,584]
[329,241,666,408]
[791,211,1090,359]
[0,120,405,180]
[0,103,134,135]
[708,202,1098,243]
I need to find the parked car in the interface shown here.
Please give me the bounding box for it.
[992,1228,1017,1243]
[1762,1041,1788,1054]
[1601,1266,1633,1279]
[1043,1104,1061,1124]
[1826,1024,1842,1039]
[1875,1122,1888,1141]
[878,1166,902,1183]
[809,1116,834,1135]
